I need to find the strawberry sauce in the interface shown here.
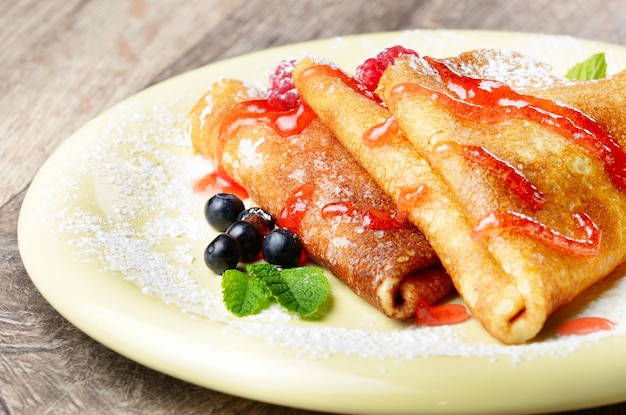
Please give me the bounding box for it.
[556,317,615,335]
[416,299,471,326]
[193,171,249,200]
[471,210,601,257]
[321,201,407,230]
[396,184,430,216]
[362,116,400,147]
[278,183,316,232]
[220,100,316,139]
[434,141,546,211]
[390,57,626,192]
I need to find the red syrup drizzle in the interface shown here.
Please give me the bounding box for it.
[434,141,546,211]
[416,299,471,326]
[321,201,407,231]
[220,99,317,139]
[387,57,614,257]
[390,57,626,192]
[396,185,430,218]
[471,210,601,258]
[213,99,317,174]
[278,182,316,233]
[362,116,400,147]
[202,98,316,196]
[192,171,249,200]
[556,317,615,335]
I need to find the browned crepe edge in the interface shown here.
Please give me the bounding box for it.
[186,78,453,320]
[377,53,626,343]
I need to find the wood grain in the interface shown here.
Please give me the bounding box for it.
[2,0,626,413]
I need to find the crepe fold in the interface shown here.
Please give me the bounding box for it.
[293,51,626,344]
[186,79,453,320]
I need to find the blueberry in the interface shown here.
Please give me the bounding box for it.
[226,220,263,262]
[204,234,242,274]
[262,228,302,268]
[237,207,275,236]
[205,193,245,232]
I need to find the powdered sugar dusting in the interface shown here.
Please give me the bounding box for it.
[454,49,572,90]
[35,45,626,365]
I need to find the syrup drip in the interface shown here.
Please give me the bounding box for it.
[396,185,429,217]
[415,299,471,326]
[556,317,615,336]
[299,64,382,103]
[321,201,407,231]
[192,171,249,200]
[471,210,601,258]
[220,100,317,140]
[389,57,626,192]
[362,116,400,147]
[278,182,315,232]
[434,141,546,211]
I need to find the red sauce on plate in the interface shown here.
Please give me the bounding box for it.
[556,317,615,335]
[416,300,471,326]
[193,171,249,200]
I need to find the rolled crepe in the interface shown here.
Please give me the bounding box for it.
[294,50,626,344]
[186,78,453,320]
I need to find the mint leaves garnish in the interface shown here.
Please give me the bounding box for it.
[221,263,331,318]
[566,52,607,80]
[221,269,272,316]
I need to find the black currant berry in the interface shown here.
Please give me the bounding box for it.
[226,220,264,262]
[236,207,275,236]
[204,193,245,232]
[262,228,302,268]
[204,234,242,274]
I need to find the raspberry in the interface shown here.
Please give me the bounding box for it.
[267,59,300,111]
[356,45,419,92]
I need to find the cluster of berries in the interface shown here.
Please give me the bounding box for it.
[203,193,303,274]
[356,45,420,92]
[265,46,419,113]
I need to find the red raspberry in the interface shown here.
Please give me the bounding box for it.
[356,45,419,92]
[267,59,300,111]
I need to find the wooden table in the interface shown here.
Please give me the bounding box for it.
[2,1,626,413]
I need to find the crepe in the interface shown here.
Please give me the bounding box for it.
[294,50,626,344]
[186,78,454,320]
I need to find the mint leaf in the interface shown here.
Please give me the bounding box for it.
[566,53,607,80]
[280,267,331,317]
[221,269,271,316]
[249,264,331,317]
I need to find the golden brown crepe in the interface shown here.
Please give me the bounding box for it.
[294,50,626,344]
[186,78,454,320]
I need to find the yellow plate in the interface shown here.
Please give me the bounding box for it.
[18,30,626,414]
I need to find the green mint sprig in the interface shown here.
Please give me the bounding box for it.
[221,268,272,316]
[565,52,607,80]
[221,263,331,319]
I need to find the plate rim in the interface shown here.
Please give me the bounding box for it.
[18,29,626,414]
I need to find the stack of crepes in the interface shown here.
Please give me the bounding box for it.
[188,46,626,344]
[292,49,626,344]
[186,78,454,321]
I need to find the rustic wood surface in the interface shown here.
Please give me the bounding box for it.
[2,0,626,413]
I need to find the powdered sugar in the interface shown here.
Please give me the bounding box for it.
[37,93,626,365]
[26,29,626,368]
